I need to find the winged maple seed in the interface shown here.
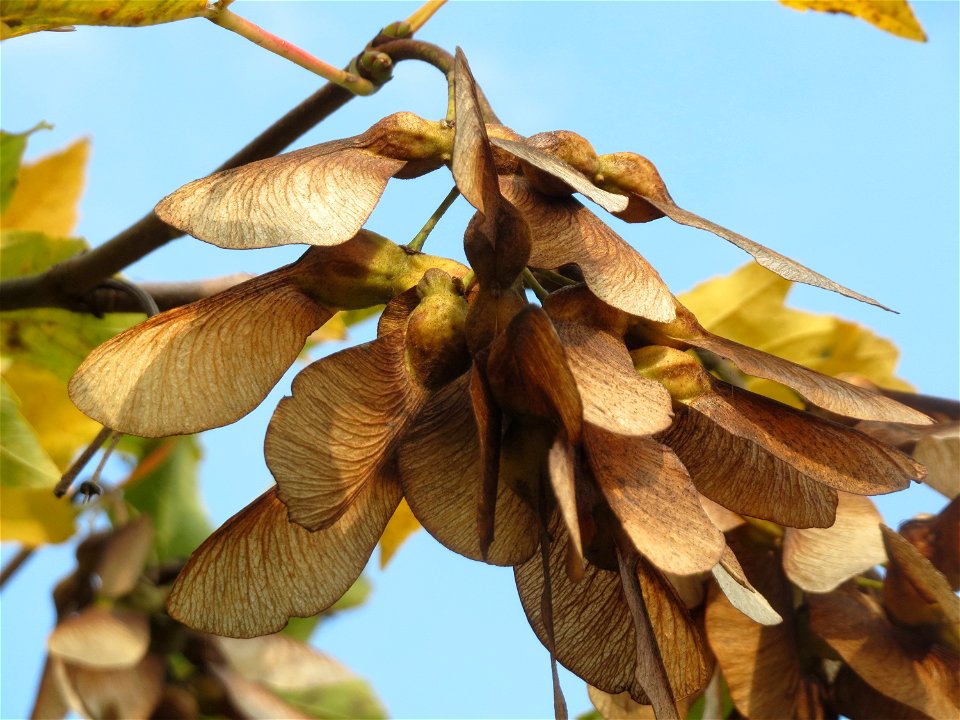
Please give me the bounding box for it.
[66,47,941,719]
[34,517,382,720]
[704,498,960,719]
[69,229,466,437]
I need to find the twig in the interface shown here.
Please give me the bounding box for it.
[0,546,35,589]
[405,0,448,33]
[407,186,460,252]
[0,22,449,314]
[371,39,500,124]
[210,7,377,95]
[54,427,114,498]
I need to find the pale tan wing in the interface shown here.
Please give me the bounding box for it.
[266,331,426,531]
[69,266,330,437]
[398,374,539,566]
[155,138,406,249]
[167,486,399,638]
[501,175,676,323]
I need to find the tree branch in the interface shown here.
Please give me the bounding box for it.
[0,29,453,314]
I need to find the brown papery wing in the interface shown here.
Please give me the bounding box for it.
[267,330,426,531]
[501,175,676,323]
[155,137,406,250]
[167,486,399,638]
[586,426,724,576]
[69,265,331,437]
[398,374,538,566]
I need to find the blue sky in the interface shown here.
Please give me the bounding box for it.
[1,2,957,718]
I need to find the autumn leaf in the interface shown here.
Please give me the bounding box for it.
[0,485,76,544]
[0,377,60,487]
[302,306,383,351]
[679,262,912,407]
[1,0,213,40]
[780,0,926,42]
[0,123,50,212]
[1,138,89,236]
[378,498,421,568]
[4,362,100,470]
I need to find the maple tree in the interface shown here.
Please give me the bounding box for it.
[1,2,957,719]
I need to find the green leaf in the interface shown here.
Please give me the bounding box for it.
[1,308,141,381]
[275,679,387,720]
[1,0,214,40]
[281,615,323,643]
[122,436,212,564]
[0,123,50,212]
[0,377,60,487]
[328,575,371,614]
[0,229,86,279]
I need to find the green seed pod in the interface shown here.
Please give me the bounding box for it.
[295,230,467,310]
[631,345,711,403]
[362,112,452,179]
[404,269,471,389]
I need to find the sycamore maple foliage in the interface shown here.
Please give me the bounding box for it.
[1,2,957,720]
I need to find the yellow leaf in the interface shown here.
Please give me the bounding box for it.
[679,263,912,403]
[1,0,213,40]
[780,0,926,42]
[307,313,348,344]
[0,485,76,545]
[378,498,421,568]
[1,138,89,236]
[4,362,100,470]
[0,377,60,487]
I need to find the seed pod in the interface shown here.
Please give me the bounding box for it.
[363,112,452,179]
[596,152,670,223]
[404,269,471,390]
[295,230,466,310]
[520,130,600,197]
[631,346,711,403]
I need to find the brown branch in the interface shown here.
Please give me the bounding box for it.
[0,546,35,589]
[0,78,352,313]
[2,273,254,314]
[0,29,455,314]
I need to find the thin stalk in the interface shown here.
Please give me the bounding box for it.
[405,0,448,33]
[55,427,115,498]
[855,576,884,591]
[73,431,124,503]
[532,268,578,288]
[523,268,550,304]
[408,187,460,252]
[210,8,376,95]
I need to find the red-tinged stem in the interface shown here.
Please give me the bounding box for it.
[210,7,376,95]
